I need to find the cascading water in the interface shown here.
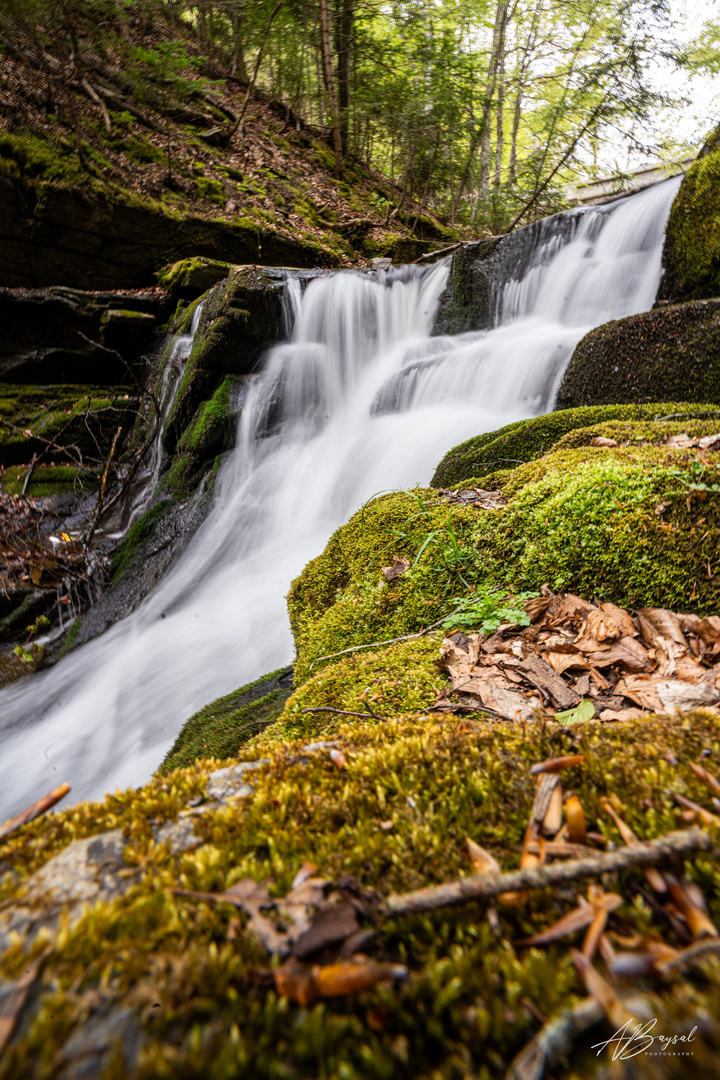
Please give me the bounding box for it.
[0,177,680,815]
[99,301,205,540]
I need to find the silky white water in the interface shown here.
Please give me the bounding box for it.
[0,177,679,815]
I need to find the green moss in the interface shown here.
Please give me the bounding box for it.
[156,257,232,294]
[165,375,240,497]
[159,666,294,773]
[195,176,225,204]
[0,386,133,470]
[55,616,83,659]
[288,490,480,681]
[120,135,164,165]
[3,713,720,1078]
[263,637,441,744]
[431,402,716,488]
[661,145,720,302]
[1,464,95,497]
[110,499,171,581]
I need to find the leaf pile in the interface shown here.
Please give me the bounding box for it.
[434,587,720,722]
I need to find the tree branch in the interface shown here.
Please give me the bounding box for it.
[385,828,713,917]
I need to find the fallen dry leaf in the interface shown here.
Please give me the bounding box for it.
[465,836,502,875]
[541,782,564,838]
[530,754,586,776]
[274,955,408,1004]
[329,748,347,769]
[565,795,587,843]
[382,555,410,582]
[583,603,635,643]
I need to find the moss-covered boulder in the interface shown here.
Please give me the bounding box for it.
[2,712,720,1079]
[156,257,234,298]
[431,402,713,489]
[660,139,720,303]
[555,303,720,410]
[288,410,720,682]
[159,666,294,773]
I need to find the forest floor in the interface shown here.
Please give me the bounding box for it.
[0,33,460,269]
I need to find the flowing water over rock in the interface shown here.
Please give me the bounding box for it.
[0,177,680,814]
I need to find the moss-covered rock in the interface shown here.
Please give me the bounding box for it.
[163,268,295,452]
[159,666,294,773]
[165,375,243,497]
[2,712,720,1078]
[156,257,234,298]
[0,385,135,469]
[290,417,720,681]
[431,402,713,489]
[660,141,720,303]
[555,303,720,409]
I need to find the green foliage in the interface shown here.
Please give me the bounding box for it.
[442,587,537,634]
[13,613,50,663]
[554,697,595,726]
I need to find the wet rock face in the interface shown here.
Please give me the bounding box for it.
[556,300,720,409]
[0,286,168,384]
[432,212,582,335]
[162,267,321,454]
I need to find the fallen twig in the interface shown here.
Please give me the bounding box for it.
[0,948,51,1055]
[654,411,720,423]
[301,706,385,722]
[0,783,71,843]
[413,241,466,264]
[84,425,122,546]
[506,997,603,1080]
[385,828,713,917]
[308,605,466,672]
[657,936,720,975]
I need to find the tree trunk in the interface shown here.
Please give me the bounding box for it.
[318,0,343,173]
[336,0,353,157]
[231,11,250,81]
[477,0,508,205]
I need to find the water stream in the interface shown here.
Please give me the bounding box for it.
[0,177,680,815]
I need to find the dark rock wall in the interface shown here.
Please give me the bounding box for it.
[0,177,334,290]
[556,300,720,409]
[433,211,583,335]
[0,286,169,383]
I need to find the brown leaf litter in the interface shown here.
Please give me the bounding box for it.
[433,587,720,723]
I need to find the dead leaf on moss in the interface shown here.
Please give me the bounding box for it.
[465,836,501,875]
[382,556,410,581]
[274,955,408,1004]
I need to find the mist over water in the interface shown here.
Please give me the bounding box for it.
[0,177,680,815]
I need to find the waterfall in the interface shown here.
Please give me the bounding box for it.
[0,177,680,815]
